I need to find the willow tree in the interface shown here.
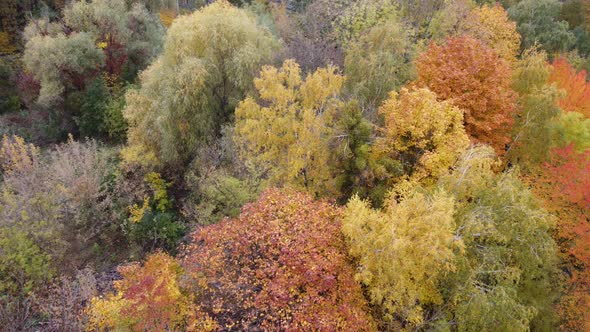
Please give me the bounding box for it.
[122,1,279,169]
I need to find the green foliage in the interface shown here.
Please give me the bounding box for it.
[508,0,576,53]
[0,229,53,298]
[334,100,372,201]
[552,111,590,151]
[123,1,279,169]
[74,77,109,138]
[23,31,105,106]
[103,90,128,143]
[509,48,562,168]
[333,0,398,47]
[126,172,184,251]
[344,18,416,110]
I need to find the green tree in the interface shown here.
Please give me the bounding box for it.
[508,0,576,53]
[344,18,416,111]
[508,48,562,169]
[122,1,279,169]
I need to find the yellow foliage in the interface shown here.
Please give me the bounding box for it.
[463,4,521,62]
[0,32,17,54]
[234,59,344,196]
[128,196,150,224]
[0,135,39,175]
[343,190,463,328]
[86,252,217,331]
[159,9,177,28]
[370,88,470,185]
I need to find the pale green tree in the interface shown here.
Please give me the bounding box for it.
[344,18,416,110]
[122,1,279,169]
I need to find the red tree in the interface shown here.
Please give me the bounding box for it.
[180,188,375,331]
[415,36,517,154]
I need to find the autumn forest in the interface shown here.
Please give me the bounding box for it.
[0,0,589,331]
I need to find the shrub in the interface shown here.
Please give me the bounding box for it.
[181,188,376,331]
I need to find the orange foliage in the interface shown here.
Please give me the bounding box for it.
[87,252,216,331]
[181,188,376,331]
[549,57,590,118]
[536,145,590,331]
[415,36,518,154]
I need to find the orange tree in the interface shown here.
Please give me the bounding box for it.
[180,188,376,331]
[549,57,590,117]
[415,36,517,155]
[537,145,590,331]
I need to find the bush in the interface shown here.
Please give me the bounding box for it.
[181,188,376,331]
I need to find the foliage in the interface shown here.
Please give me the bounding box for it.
[508,48,562,168]
[344,18,416,110]
[87,252,215,331]
[344,146,559,330]
[416,36,517,154]
[181,188,376,331]
[508,0,576,53]
[549,57,590,117]
[333,100,373,202]
[463,3,521,61]
[126,172,184,252]
[0,229,53,298]
[333,0,398,47]
[537,145,590,331]
[22,0,164,113]
[234,60,344,197]
[122,0,279,169]
[343,190,460,329]
[370,88,470,189]
[0,135,121,269]
[40,268,97,331]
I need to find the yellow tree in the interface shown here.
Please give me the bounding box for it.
[463,4,521,62]
[370,88,470,187]
[343,189,461,329]
[234,60,344,197]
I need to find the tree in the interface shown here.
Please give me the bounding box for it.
[344,18,416,110]
[370,88,470,188]
[23,0,164,107]
[415,36,517,154]
[549,57,590,117]
[508,0,575,53]
[508,48,562,168]
[122,1,279,169]
[181,188,376,331]
[343,190,460,329]
[333,0,398,47]
[462,3,521,61]
[234,60,344,197]
[87,252,216,331]
[343,146,559,330]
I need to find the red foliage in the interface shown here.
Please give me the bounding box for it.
[415,36,517,154]
[180,188,375,331]
[549,57,590,117]
[104,38,128,77]
[540,145,590,331]
[16,71,40,109]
